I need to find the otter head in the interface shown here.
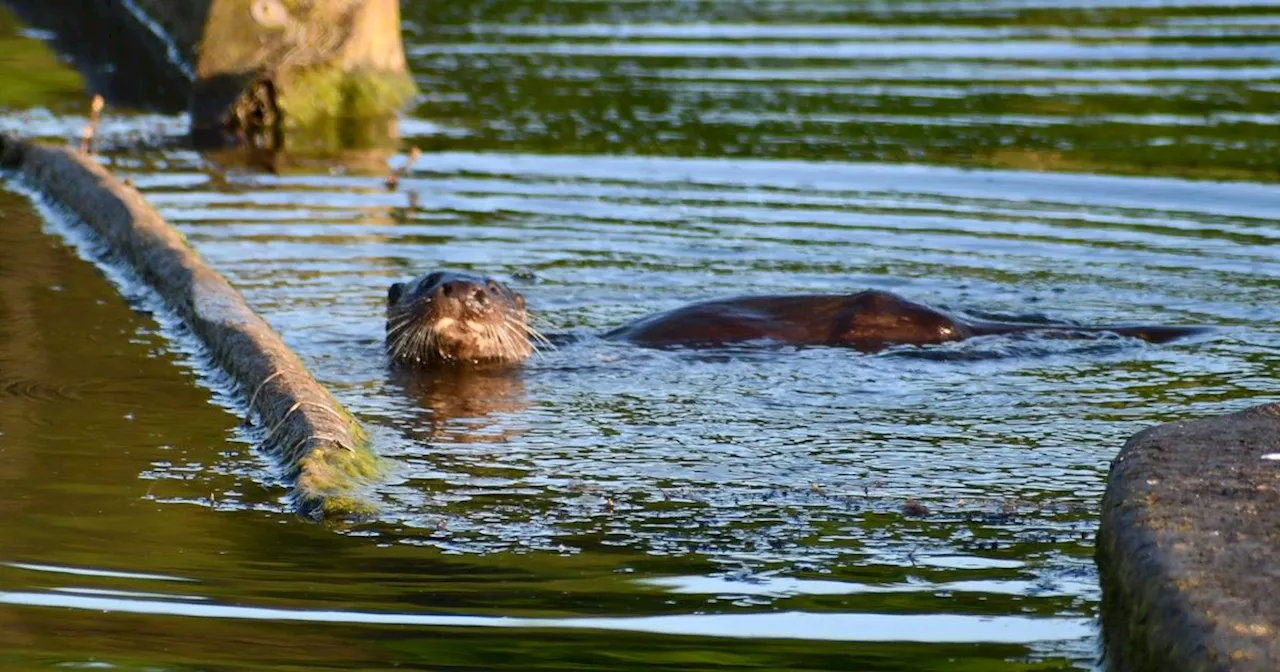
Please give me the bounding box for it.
[837,290,973,351]
[385,271,533,367]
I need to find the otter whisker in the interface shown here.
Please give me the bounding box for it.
[386,316,414,347]
[505,314,550,353]
[512,328,539,357]
[501,318,539,357]
[386,317,422,354]
[390,318,431,363]
[491,321,526,361]
[426,326,443,362]
[386,315,416,337]
[523,323,555,350]
[489,322,515,359]
[410,322,436,362]
[391,331,415,361]
[515,312,554,346]
[483,324,503,361]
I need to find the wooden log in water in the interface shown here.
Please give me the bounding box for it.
[1097,403,1280,671]
[0,133,379,520]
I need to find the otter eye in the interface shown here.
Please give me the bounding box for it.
[487,281,500,293]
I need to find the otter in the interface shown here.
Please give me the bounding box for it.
[384,270,1207,367]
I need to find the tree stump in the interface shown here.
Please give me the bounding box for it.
[9,0,416,151]
[186,0,415,150]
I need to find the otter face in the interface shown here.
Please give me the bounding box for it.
[837,290,972,351]
[385,271,533,367]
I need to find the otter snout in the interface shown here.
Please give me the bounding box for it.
[436,279,492,310]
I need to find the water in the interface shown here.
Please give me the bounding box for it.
[1,1,1278,669]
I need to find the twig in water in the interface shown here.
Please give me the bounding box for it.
[385,147,422,190]
[80,95,104,153]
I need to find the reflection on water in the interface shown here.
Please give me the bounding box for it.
[1,0,1279,670]
[406,1,1280,180]
[388,366,531,444]
[0,559,1096,643]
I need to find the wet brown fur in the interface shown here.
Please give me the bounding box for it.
[603,289,1207,352]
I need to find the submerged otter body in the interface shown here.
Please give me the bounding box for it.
[385,271,1206,367]
[603,290,1204,352]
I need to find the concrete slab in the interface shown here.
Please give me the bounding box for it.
[1098,403,1280,671]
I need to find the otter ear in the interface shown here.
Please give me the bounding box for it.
[513,293,525,310]
[387,282,406,307]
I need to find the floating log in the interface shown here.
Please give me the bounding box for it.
[0,133,380,519]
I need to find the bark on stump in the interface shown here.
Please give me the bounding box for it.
[183,0,415,150]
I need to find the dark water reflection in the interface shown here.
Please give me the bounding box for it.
[1,1,1279,670]
[404,0,1280,181]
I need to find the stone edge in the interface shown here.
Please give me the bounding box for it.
[1097,402,1280,672]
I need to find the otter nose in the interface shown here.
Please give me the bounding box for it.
[439,280,488,304]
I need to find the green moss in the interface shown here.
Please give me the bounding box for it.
[317,493,380,519]
[276,67,345,128]
[270,65,415,152]
[276,65,416,130]
[294,436,382,520]
[343,69,418,118]
[343,440,381,481]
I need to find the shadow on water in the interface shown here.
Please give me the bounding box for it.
[1,0,1279,670]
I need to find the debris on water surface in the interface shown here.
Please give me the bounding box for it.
[903,498,931,517]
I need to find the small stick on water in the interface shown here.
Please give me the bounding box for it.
[80,94,104,153]
[385,146,422,190]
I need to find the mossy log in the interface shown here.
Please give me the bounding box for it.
[0,133,381,520]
